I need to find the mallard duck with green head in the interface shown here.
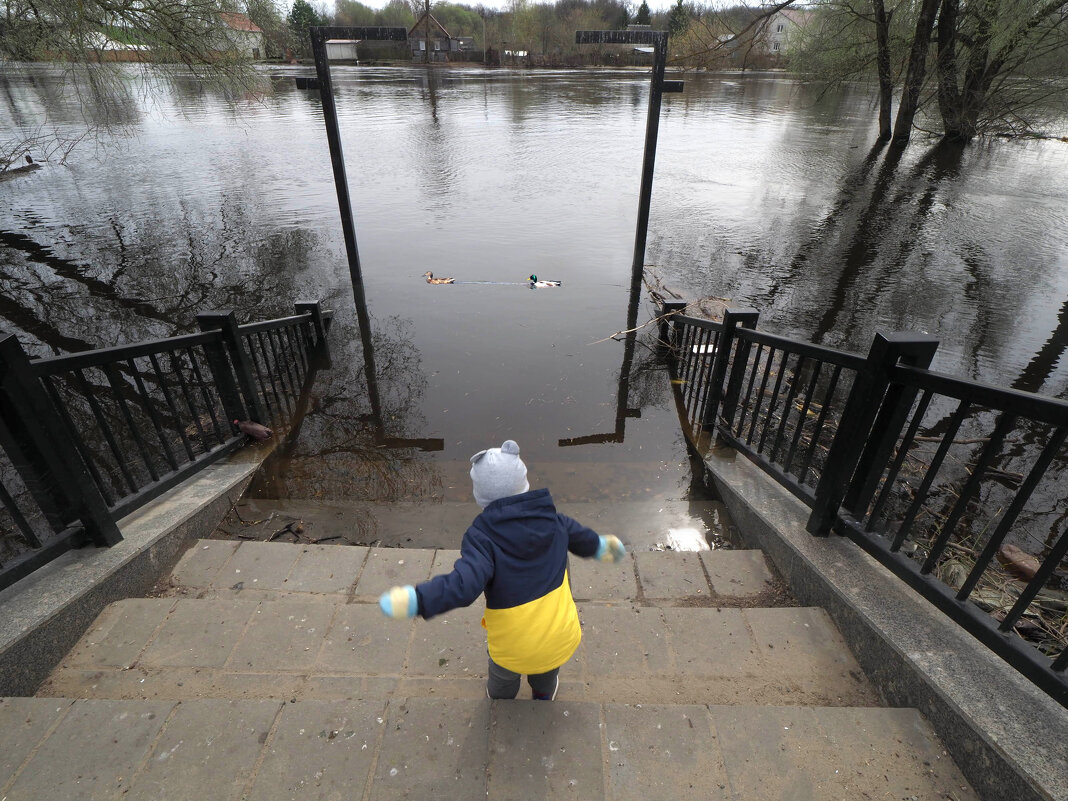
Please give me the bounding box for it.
[528,274,562,288]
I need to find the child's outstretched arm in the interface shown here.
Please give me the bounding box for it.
[378,529,494,621]
[560,515,626,563]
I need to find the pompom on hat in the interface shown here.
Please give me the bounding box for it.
[470,440,529,508]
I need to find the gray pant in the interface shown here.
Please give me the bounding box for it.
[487,657,560,700]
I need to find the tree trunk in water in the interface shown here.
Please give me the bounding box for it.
[891,0,942,144]
[872,0,894,140]
[935,0,964,139]
[950,0,997,141]
[424,0,431,64]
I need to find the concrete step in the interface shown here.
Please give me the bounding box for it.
[216,497,731,551]
[0,696,977,801]
[160,541,786,605]
[38,594,877,706]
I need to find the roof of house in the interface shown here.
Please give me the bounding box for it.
[408,11,451,39]
[220,12,263,33]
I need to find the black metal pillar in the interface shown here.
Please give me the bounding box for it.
[303,26,407,423]
[575,30,681,288]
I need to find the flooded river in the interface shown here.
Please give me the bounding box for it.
[2,64,1067,540]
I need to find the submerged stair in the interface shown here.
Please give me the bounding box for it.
[5,536,979,799]
[216,497,733,551]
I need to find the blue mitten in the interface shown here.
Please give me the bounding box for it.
[379,585,418,619]
[595,535,626,563]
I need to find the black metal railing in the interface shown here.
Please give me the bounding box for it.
[0,302,332,591]
[662,301,1068,707]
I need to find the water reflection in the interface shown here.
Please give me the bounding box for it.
[247,307,446,505]
[2,65,1066,512]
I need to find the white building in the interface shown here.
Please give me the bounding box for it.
[764,8,810,56]
[219,12,265,60]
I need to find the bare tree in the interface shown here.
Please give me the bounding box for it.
[791,0,1068,142]
[0,0,272,170]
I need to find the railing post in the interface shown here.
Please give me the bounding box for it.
[295,301,331,358]
[702,308,759,431]
[806,332,940,536]
[659,300,687,350]
[715,309,760,436]
[842,334,939,517]
[0,333,121,546]
[196,311,263,425]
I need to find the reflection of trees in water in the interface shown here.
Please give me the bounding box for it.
[0,201,319,356]
[247,313,444,503]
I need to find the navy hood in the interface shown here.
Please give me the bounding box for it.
[477,488,560,558]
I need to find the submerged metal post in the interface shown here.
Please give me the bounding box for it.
[575,30,682,283]
[305,27,406,328]
[303,26,407,423]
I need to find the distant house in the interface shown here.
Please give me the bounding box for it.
[763,8,810,57]
[408,11,455,62]
[219,12,265,60]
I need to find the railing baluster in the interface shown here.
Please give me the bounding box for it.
[783,360,822,475]
[150,353,195,462]
[920,413,1015,575]
[1002,523,1068,648]
[799,364,842,486]
[280,325,305,391]
[685,328,710,426]
[186,347,227,445]
[771,353,806,463]
[268,330,295,414]
[243,335,274,423]
[127,358,178,472]
[288,324,309,379]
[889,400,970,551]
[288,325,307,392]
[169,350,209,452]
[75,368,138,495]
[103,363,159,482]
[747,346,776,446]
[867,389,933,533]
[678,324,697,390]
[696,330,719,430]
[758,348,788,455]
[696,330,721,429]
[256,331,285,419]
[40,375,115,507]
[0,473,43,548]
[736,343,763,438]
[957,426,1067,602]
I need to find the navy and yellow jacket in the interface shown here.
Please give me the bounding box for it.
[415,488,600,675]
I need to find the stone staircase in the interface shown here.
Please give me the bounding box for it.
[1,519,979,799]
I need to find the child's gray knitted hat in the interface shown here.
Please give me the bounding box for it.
[470,440,529,508]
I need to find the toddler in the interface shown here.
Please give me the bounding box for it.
[378,439,625,700]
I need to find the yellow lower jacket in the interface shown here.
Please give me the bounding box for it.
[482,570,581,675]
